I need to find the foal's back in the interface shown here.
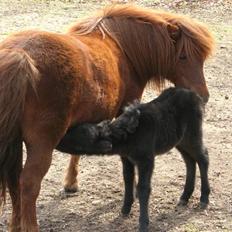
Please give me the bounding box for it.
[136,88,204,155]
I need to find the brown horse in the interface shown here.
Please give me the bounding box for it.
[0,5,213,232]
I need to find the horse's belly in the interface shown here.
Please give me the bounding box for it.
[70,83,123,124]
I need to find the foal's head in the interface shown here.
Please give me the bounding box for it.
[57,121,112,154]
[57,103,141,154]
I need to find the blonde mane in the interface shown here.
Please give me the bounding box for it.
[69,5,214,88]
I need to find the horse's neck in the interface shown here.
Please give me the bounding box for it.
[77,32,148,82]
[70,31,151,104]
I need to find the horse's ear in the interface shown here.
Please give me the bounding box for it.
[167,24,181,41]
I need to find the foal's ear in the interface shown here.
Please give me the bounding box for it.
[109,108,140,141]
[125,109,140,134]
[167,24,181,41]
[97,120,111,128]
[97,120,111,137]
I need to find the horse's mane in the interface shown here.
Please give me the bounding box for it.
[69,5,214,88]
[156,11,214,59]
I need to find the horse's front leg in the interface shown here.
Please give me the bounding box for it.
[63,155,80,193]
[137,157,154,232]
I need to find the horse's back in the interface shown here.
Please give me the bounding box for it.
[0,30,126,143]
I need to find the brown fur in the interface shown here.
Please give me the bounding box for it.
[0,5,214,231]
[0,49,39,203]
[70,5,214,88]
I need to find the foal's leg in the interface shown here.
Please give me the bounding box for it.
[63,155,80,193]
[178,145,210,208]
[176,147,196,206]
[196,148,210,208]
[137,157,154,232]
[121,157,135,216]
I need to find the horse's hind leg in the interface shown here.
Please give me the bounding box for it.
[8,180,21,232]
[176,146,196,206]
[7,140,23,232]
[121,157,135,216]
[63,155,80,193]
[20,121,67,232]
[20,141,54,232]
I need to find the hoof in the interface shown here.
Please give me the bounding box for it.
[63,181,79,193]
[121,201,133,217]
[59,187,79,199]
[199,202,208,209]
[121,212,130,218]
[121,209,130,218]
[139,224,149,232]
[64,186,79,193]
[177,199,188,207]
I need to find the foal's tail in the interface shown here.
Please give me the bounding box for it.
[0,49,39,207]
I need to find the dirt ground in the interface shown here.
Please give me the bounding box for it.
[0,0,231,231]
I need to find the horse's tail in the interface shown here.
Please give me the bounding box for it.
[0,49,39,208]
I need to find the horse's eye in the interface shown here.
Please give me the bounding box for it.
[179,55,187,60]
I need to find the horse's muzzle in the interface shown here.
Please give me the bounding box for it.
[202,94,209,103]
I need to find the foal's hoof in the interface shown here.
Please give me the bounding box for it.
[199,202,208,210]
[139,224,149,232]
[177,199,188,207]
[121,212,130,218]
[121,207,131,217]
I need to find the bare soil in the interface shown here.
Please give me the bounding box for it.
[0,1,231,231]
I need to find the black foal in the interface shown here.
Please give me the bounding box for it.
[57,87,210,232]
